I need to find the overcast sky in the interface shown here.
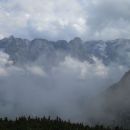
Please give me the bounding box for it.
[0,0,130,40]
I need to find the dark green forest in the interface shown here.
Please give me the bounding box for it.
[0,116,128,130]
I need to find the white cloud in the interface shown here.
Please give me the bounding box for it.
[56,56,108,80]
[0,0,87,40]
[0,0,130,40]
[0,51,13,76]
[26,66,46,77]
[84,0,130,40]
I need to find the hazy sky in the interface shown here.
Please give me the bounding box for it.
[0,0,130,40]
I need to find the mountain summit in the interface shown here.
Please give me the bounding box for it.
[0,36,130,67]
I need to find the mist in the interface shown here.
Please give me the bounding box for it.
[0,51,128,123]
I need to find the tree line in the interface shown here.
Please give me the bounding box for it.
[0,116,128,130]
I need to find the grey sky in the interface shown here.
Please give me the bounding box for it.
[0,0,130,40]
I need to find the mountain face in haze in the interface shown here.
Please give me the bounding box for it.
[106,71,130,127]
[101,70,130,127]
[0,36,130,67]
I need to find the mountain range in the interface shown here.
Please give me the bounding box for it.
[1,36,130,67]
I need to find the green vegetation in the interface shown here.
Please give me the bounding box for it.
[0,116,127,130]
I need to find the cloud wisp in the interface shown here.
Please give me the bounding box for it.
[0,51,128,123]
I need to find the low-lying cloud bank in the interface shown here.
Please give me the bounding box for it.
[0,51,128,123]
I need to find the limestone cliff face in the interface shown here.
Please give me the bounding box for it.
[1,36,130,67]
